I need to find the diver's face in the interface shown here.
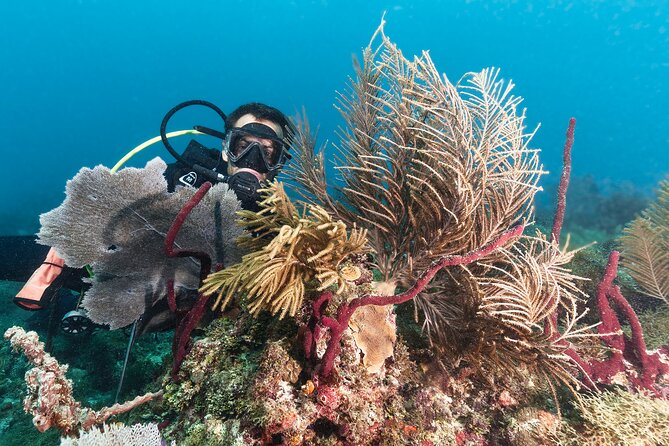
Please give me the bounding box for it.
[222,114,284,181]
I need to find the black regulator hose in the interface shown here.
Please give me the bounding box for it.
[160,99,229,183]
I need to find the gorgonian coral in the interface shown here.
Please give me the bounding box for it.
[620,177,669,305]
[282,22,588,388]
[200,182,370,319]
[38,157,244,329]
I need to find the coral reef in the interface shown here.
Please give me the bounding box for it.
[162,313,546,445]
[7,20,669,446]
[281,23,589,393]
[164,23,669,444]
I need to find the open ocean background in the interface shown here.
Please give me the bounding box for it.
[1,0,667,235]
[0,2,668,445]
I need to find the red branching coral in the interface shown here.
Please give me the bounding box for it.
[567,251,669,394]
[164,181,216,379]
[546,119,669,396]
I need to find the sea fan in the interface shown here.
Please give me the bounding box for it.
[620,178,669,305]
[38,157,244,329]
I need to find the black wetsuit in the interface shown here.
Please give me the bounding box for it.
[164,140,225,192]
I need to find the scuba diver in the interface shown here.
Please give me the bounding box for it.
[2,100,294,401]
[8,100,295,336]
[164,102,294,208]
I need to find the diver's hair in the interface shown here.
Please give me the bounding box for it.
[226,103,295,143]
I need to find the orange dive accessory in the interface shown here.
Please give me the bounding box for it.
[14,247,66,310]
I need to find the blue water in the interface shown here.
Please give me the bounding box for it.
[1,0,667,235]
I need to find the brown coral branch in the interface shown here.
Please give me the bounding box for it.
[79,392,163,431]
[4,326,161,436]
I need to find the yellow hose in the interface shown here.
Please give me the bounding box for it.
[110,129,203,174]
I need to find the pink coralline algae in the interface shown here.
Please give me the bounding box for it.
[315,385,341,409]
[4,326,161,436]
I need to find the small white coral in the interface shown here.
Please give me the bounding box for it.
[60,422,172,446]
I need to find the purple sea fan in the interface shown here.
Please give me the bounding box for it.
[38,157,244,329]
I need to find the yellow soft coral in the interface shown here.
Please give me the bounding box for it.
[200,182,369,319]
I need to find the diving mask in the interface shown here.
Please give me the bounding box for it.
[225,122,289,173]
